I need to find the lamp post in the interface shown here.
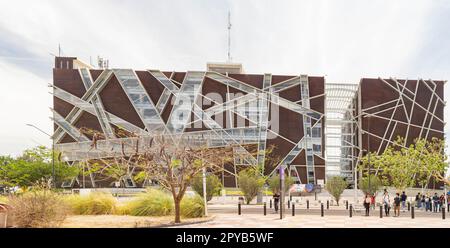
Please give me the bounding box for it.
[366,115,371,196]
[202,167,208,216]
[26,124,55,188]
[280,164,286,219]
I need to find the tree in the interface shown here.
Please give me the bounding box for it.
[110,136,232,223]
[238,168,265,204]
[191,173,222,202]
[359,174,383,195]
[360,137,449,190]
[325,176,347,205]
[0,146,79,188]
[267,175,294,194]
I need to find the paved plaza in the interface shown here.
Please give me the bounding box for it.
[177,213,450,228]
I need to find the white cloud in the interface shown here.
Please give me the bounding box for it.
[0,60,52,156]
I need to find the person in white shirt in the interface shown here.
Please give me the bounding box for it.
[382,189,390,216]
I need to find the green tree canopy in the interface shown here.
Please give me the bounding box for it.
[325,176,347,205]
[360,137,448,190]
[238,168,265,204]
[358,174,383,195]
[191,173,222,202]
[0,146,79,187]
[267,174,294,194]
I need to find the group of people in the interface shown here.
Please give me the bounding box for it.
[414,192,449,212]
[363,189,450,217]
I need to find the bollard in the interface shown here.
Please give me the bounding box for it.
[321,203,324,217]
[442,207,446,220]
[288,200,290,209]
[349,204,353,218]
[290,195,292,201]
[346,200,349,210]
[307,200,310,209]
[380,205,383,218]
[408,202,411,211]
[327,200,329,210]
[264,202,267,216]
[411,206,414,219]
[238,203,241,215]
[270,199,272,209]
[292,204,295,216]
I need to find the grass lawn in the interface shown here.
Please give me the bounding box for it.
[61,215,214,228]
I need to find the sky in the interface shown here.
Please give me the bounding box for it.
[0,0,449,156]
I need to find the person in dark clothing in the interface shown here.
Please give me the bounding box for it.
[421,195,426,211]
[394,193,401,217]
[433,193,439,212]
[363,194,371,216]
[273,193,280,213]
[415,193,421,208]
[401,191,407,211]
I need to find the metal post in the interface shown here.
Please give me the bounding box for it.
[238,203,241,215]
[264,202,267,216]
[367,116,371,195]
[307,200,309,209]
[346,200,349,210]
[321,203,324,217]
[270,199,272,209]
[292,204,295,216]
[280,165,285,219]
[288,200,290,209]
[411,206,414,219]
[408,201,411,211]
[349,204,353,217]
[380,205,383,218]
[442,207,445,220]
[327,200,329,209]
[52,141,55,188]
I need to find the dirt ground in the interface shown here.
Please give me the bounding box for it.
[61,215,214,228]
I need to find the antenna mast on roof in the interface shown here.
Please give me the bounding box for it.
[227,11,232,62]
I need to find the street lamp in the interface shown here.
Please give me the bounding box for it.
[26,124,55,188]
[365,114,372,195]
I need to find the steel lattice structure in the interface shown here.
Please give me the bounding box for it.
[52,57,326,187]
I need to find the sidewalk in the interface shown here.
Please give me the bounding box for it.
[176,213,450,228]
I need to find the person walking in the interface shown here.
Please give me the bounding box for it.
[273,192,280,213]
[415,193,421,208]
[364,194,371,216]
[383,189,390,216]
[401,191,407,211]
[433,193,439,212]
[421,195,426,211]
[447,193,450,211]
[426,195,432,212]
[370,193,376,210]
[439,194,445,211]
[394,193,401,217]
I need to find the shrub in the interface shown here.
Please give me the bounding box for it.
[191,173,222,201]
[65,192,116,215]
[127,188,173,216]
[238,169,265,204]
[325,176,347,205]
[0,195,8,204]
[268,175,294,194]
[359,174,383,195]
[8,189,68,227]
[180,194,205,218]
